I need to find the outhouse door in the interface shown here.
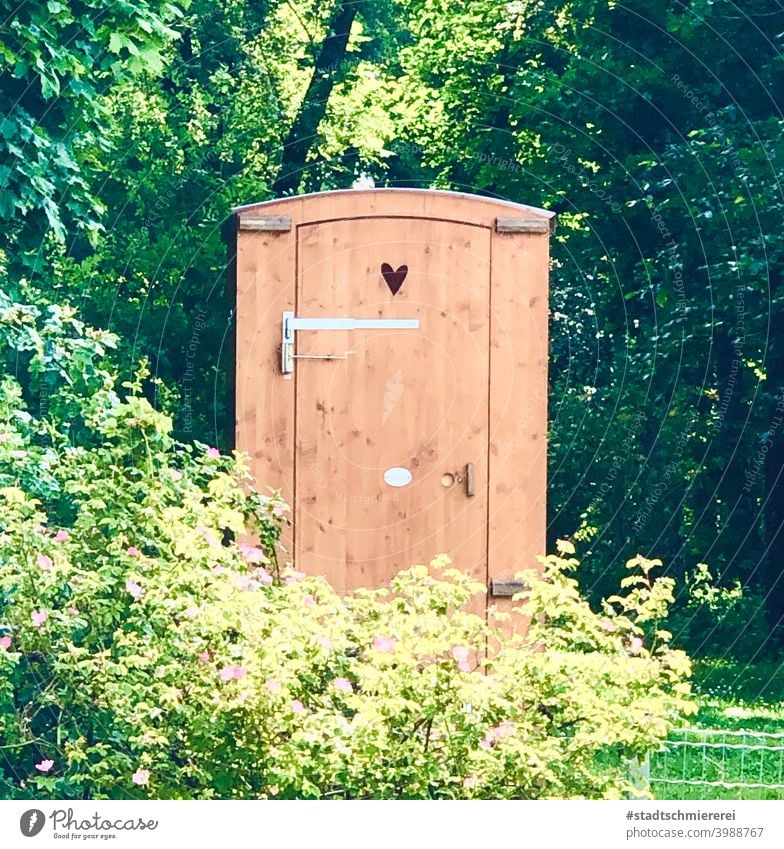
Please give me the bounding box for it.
[294,216,490,596]
[231,189,552,618]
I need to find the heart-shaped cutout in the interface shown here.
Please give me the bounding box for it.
[381,263,408,296]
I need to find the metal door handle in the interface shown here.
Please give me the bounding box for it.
[465,462,475,497]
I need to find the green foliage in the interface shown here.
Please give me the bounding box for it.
[0,438,285,799]
[0,0,187,257]
[692,659,784,716]
[667,564,769,662]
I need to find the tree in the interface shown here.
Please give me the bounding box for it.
[0,0,186,263]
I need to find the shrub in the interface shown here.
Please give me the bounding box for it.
[667,563,770,661]
[0,482,695,799]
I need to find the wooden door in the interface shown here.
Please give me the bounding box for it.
[231,189,552,623]
[294,217,491,594]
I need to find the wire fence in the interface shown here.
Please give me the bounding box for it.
[649,728,784,800]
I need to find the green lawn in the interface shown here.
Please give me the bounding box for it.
[650,660,784,800]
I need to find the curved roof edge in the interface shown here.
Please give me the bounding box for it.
[231,188,555,220]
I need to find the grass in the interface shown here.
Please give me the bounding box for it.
[650,659,784,800]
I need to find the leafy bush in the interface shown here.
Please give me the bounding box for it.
[0,488,695,800]
[0,291,694,798]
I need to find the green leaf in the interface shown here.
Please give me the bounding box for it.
[40,71,60,100]
[136,47,165,75]
[108,33,128,55]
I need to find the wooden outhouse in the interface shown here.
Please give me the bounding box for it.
[226,189,553,616]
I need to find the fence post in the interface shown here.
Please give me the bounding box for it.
[628,754,651,798]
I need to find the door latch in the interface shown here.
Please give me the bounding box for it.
[441,463,476,497]
[280,311,420,375]
[465,462,475,497]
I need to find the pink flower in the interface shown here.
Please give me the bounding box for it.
[493,721,516,740]
[333,677,353,694]
[314,635,333,651]
[220,665,246,681]
[463,776,479,789]
[31,610,47,628]
[253,567,273,586]
[54,530,69,543]
[67,607,79,616]
[479,722,515,751]
[373,636,395,653]
[36,554,53,571]
[629,636,644,655]
[291,699,306,714]
[35,759,54,773]
[452,646,470,663]
[169,469,183,481]
[33,524,46,534]
[239,543,265,564]
[132,769,150,786]
[197,651,210,663]
[302,595,316,607]
[206,447,221,460]
[0,433,8,442]
[273,504,286,518]
[458,660,471,672]
[600,619,618,632]
[126,546,140,557]
[0,636,11,650]
[266,678,282,693]
[126,580,143,600]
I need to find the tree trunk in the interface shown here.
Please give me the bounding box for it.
[272,0,359,196]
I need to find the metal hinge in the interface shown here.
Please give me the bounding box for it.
[489,579,529,598]
[239,215,292,232]
[495,217,551,234]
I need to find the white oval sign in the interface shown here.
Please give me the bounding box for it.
[383,466,412,488]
